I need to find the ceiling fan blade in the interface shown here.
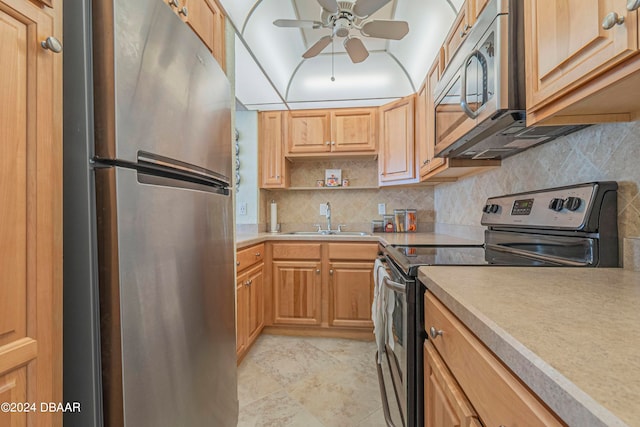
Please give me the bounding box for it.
[317,0,338,13]
[274,19,323,29]
[344,37,369,63]
[361,20,409,40]
[353,0,391,17]
[303,36,333,59]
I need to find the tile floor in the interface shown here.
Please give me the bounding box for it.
[237,334,387,427]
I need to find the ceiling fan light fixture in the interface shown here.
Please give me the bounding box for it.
[332,17,352,37]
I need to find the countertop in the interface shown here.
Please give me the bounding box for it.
[418,266,640,427]
[235,231,481,249]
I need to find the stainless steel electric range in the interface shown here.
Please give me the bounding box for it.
[376,181,619,427]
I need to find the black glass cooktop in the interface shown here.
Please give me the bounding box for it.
[385,245,488,276]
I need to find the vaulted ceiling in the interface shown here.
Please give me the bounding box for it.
[219,0,463,110]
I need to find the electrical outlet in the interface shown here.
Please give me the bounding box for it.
[239,202,247,215]
[320,204,327,216]
[378,203,386,215]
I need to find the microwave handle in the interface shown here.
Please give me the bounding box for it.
[460,49,488,119]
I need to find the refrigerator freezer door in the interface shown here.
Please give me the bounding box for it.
[93,0,231,182]
[96,167,237,427]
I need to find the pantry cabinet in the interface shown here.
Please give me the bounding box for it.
[259,111,289,188]
[0,0,62,425]
[525,0,640,125]
[379,95,417,185]
[424,292,564,427]
[164,0,226,70]
[286,108,377,156]
[236,244,265,361]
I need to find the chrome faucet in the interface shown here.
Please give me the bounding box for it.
[325,202,332,231]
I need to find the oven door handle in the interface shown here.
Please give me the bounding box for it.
[383,276,406,294]
[486,243,591,266]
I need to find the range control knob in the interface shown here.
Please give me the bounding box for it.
[549,198,564,211]
[565,197,582,211]
[483,204,500,214]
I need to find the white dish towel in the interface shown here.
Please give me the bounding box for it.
[372,259,395,363]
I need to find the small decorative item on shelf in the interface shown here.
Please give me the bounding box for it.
[371,220,384,233]
[383,215,395,232]
[342,178,350,187]
[405,209,417,232]
[325,169,341,187]
[316,179,325,187]
[394,209,406,232]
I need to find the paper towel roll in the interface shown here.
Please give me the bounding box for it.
[270,200,278,232]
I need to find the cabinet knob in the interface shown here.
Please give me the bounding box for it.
[429,326,444,339]
[41,37,63,53]
[602,11,625,29]
[460,23,471,38]
[329,269,334,275]
[169,0,180,7]
[255,252,261,257]
[236,261,240,266]
[178,6,188,16]
[325,141,330,145]
[628,0,640,11]
[316,269,320,274]
[331,141,335,145]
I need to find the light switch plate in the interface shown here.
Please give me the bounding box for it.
[320,204,328,216]
[378,203,386,215]
[239,202,247,215]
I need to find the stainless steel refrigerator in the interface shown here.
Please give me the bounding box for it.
[63,0,238,425]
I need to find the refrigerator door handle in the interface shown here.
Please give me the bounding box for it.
[138,151,230,188]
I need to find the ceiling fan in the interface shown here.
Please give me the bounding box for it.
[274,0,409,63]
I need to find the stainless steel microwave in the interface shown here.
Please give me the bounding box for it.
[432,0,586,160]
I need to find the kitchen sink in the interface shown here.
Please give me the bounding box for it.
[287,231,371,236]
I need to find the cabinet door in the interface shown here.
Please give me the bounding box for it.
[259,111,287,188]
[0,0,62,424]
[421,56,448,179]
[328,262,374,328]
[331,108,377,153]
[272,261,322,325]
[236,274,248,357]
[287,110,331,154]
[416,82,429,175]
[443,0,474,69]
[246,264,264,344]
[525,0,639,111]
[379,95,416,185]
[424,341,479,427]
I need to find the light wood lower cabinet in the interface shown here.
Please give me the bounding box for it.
[424,341,479,427]
[424,292,565,427]
[328,262,375,328]
[272,260,322,326]
[236,244,265,361]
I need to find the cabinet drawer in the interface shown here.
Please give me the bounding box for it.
[327,243,377,260]
[424,292,564,427]
[272,243,321,260]
[236,243,264,271]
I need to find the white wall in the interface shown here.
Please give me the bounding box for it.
[235,110,259,225]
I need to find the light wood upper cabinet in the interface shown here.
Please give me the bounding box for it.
[287,110,332,154]
[330,108,377,153]
[286,108,377,156]
[443,0,476,70]
[259,111,289,188]
[473,0,489,20]
[525,0,640,124]
[379,95,416,185]
[0,0,62,424]
[419,57,448,180]
[165,0,226,70]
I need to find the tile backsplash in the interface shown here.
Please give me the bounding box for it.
[434,121,640,263]
[262,159,435,233]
